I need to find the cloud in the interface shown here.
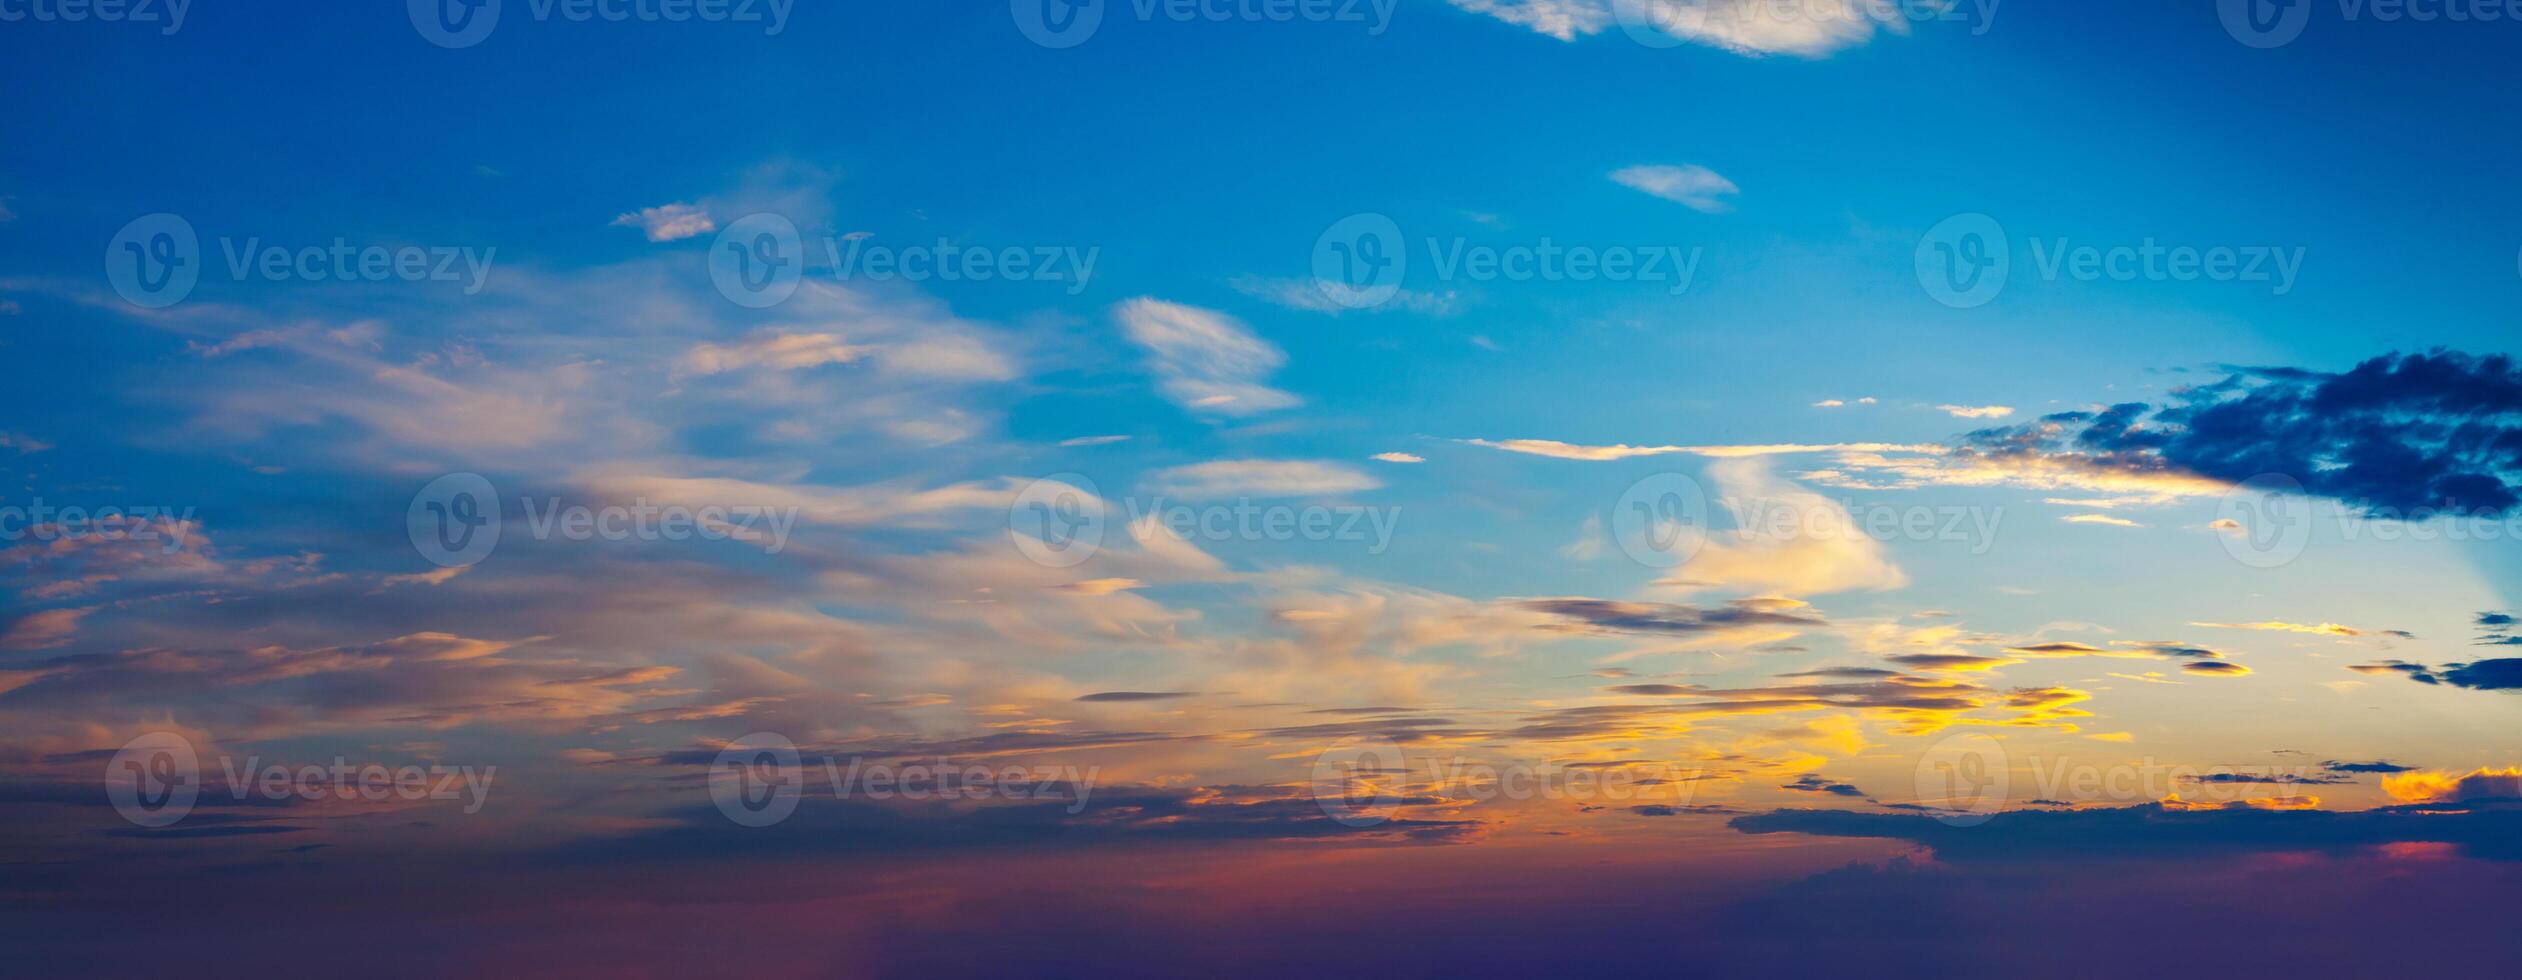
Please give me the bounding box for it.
[0,607,92,650]
[678,332,875,376]
[1938,404,2015,419]
[1519,596,1824,637]
[1732,798,2522,863]
[611,202,716,242]
[1657,460,1907,596]
[2061,514,2144,528]
[1782,774,1867,797]
[2347,657,2522,691]
[2182,661,2252,677]
[1117,298,1299,416]
[1451,0,1912,58]
[2191,621,2385,639]
[2383,767,2522,803]
[1963,352,2522,516]
[1142,460,1381,500]
[1371,452,1424,464]
[1059,435,1131,447]
[1073,691,1198,703]
[1458,438,1938,462]
[1610,164,1740,213]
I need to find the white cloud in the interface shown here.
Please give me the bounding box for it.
[1453,0,1913,58]
[1939,404,2015,419]
[679,332,875,376]
[1116,297,1300,417]
[2062,514,2145,528]
[1656,460,1907,597]
[611,202,716,242]
[1459,438,1938,461]
[1143,460,1382,500]
[1611,164,1740,213]
[1371,452,1425,464]
[1060,435,1132,448]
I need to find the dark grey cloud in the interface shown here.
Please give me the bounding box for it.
[1963,350,2522,515]
[1733,799,2522,862]
[1516,597,1823,637]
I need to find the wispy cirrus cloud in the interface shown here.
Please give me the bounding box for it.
[611,202,716,242]
[1453,0,1924,57]
[1116,297,1300,417]
[1611,164,1739,213]
[1142,460,1381,500]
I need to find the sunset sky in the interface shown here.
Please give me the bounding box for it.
[6,3,2522,976]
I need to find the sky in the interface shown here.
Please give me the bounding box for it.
[7,1,2522,976]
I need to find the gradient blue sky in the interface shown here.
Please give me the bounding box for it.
[6,3,2522,977]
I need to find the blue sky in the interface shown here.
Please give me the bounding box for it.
[6,4,2522,975]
